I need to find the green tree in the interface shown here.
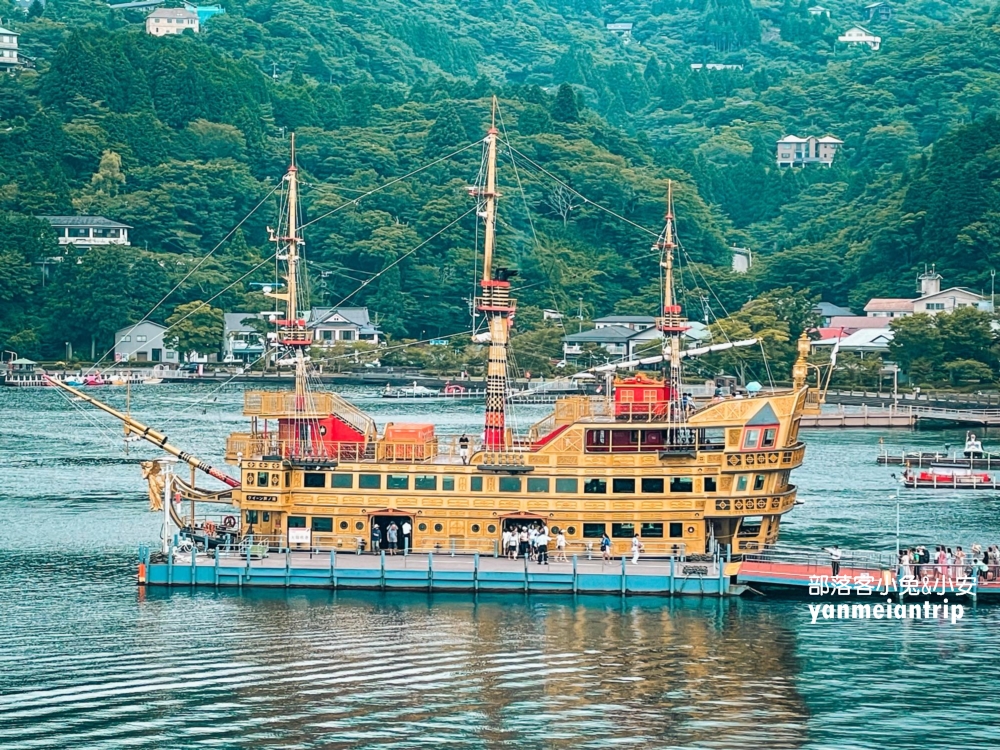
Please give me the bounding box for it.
[888,314,942,379]
[166,301,224,360]
[551,83,580,123]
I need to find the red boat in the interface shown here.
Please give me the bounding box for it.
[902,462,1000,489]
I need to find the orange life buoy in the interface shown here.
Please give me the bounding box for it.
[204,521,216,536]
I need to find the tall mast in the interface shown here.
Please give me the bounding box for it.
[657,182,688,417]
[474,97,515,451]
[267,135,311,415]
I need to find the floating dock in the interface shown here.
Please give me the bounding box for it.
[140,545,739,597]
[877,451,1000,469]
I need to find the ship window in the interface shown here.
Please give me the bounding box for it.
[527,477,549,492]
[245,510,258,524]
[670,477,693,493]
[641,522,664,538]
[339,521,349,530]
[418,522,427,531]
[304,472,325,488]
[555,478,578,493]
[285,472,290,487]
[743,429,761,449]
[471,524,481,533]
[499,476,522,492]
[705,477,717,492]
[642,478,664,493]
[753,474,765,491]
[288,516,306,528]
[442,476,455,491]
[262,513,270,522]
[471,476,483,492]
[585,429,610,452]
[566,526,577,535]
[583,523,606,538]
[762,428,777,448]
[355,521,364,530]
[487,524,496,533]
[330,473,353,488]
[736,475,748,492]
[387,475,409,490]
[583,478,607,494]
[311,517,333,532]
[738,516,763,537]
[434,523,443,532]
[612,522,635,538]
[415,475,437,490]
[613,478,635,493]
[359,474,381,489]
[669,522,683,538]
[257,472,269,486]
[701,428,725,449]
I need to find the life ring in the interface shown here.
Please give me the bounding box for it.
[223,515,237,529]
[204,521,216,536]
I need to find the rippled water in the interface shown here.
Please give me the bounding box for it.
[2,385,1000,749]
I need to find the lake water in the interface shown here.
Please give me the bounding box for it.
[2,385,999,749]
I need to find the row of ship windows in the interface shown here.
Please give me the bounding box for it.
[294,472,715,494]
[252,512,688,539]
[247,471,779,494]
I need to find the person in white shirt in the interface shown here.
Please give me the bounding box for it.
[825,545,842,576]
[502,529,512,557]
[535,530,550,565]
[555,531,567,562]
[402,520,412,552]
[631,534,644,565]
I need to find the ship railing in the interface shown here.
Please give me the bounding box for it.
[225,434,372,462]
[741,544,895,571]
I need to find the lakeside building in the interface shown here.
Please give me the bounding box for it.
[222,313,266,364]
[814,302,853,326]
[114,322,178,363]
[776,135,843,167]
[864,1,893,22]
[865,269,989,318]
[562,315,710,363]
[0,26,28,71]
[308,307,381,345]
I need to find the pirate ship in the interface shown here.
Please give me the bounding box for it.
[49,99,811,559]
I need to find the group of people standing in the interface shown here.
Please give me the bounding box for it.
[370,520,412,555]
[898,544,1000,581]
[502,524,567,564]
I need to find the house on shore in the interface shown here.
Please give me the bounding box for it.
[40,216,131,247]
[114,322,178,364]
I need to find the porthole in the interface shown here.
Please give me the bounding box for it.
[567,526,577,535]
[339,521,348,530]
[355,521,364,531]
[434,523,443,532]
[418,522,427,532]
[487,524,497,533]
[551,525,561,534]
[471,524,481,533]
[687,526,695,534]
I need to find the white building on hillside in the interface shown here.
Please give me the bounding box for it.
[864,268,989,318]
[146,7,199,36]
[838,25,881,50]
[776,135,843,167]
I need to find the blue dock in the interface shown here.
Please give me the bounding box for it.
[140,545,740,597]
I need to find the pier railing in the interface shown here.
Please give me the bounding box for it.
[741,544,895,572]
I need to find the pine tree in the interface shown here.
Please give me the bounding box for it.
[551,83,580,123]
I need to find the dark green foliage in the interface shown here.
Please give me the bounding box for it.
[551,84,579,123]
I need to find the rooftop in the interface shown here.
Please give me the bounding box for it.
[814,302,853,316]
[594,315,656,324]
[40,215,132,229]
[148,7,198,18]
[308,307,374,329]
[863,298,914,313]
[0,26,18,35]
[564,325,641,343]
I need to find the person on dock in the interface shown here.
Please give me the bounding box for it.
[518,527,529,560]
[601,532,612,562]
[825,545,842,576]
[536,529,550,565]
[631,534,644,565]
[386,521,399,555]
[936,546,947,581]
[459,434,470,464]
[964,432,984,459]
[555,530,567,562]
[371,524,382,555]
[507,529,518,560]
[402,520,412,552]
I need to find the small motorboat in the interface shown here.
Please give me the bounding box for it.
[902,461,1000,489]
[381,382,441,398]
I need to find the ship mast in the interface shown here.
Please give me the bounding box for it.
[474,97,515,451]
[267,135,312,421]
[657,182,688,417]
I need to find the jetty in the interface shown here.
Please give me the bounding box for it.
[877,450,1000,469]
[800,403,1000,429]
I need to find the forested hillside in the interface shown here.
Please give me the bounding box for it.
[3,0,1000,363]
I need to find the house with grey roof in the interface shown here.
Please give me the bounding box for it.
[563,325,662,363]
[222,313,267,363]
[308,307,381,345]
[40,216,131,247]
[0,26,27,71]
[145,7,199,36]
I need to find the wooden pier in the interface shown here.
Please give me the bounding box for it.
[801,403,1000,429]
[877,451,1000,469]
